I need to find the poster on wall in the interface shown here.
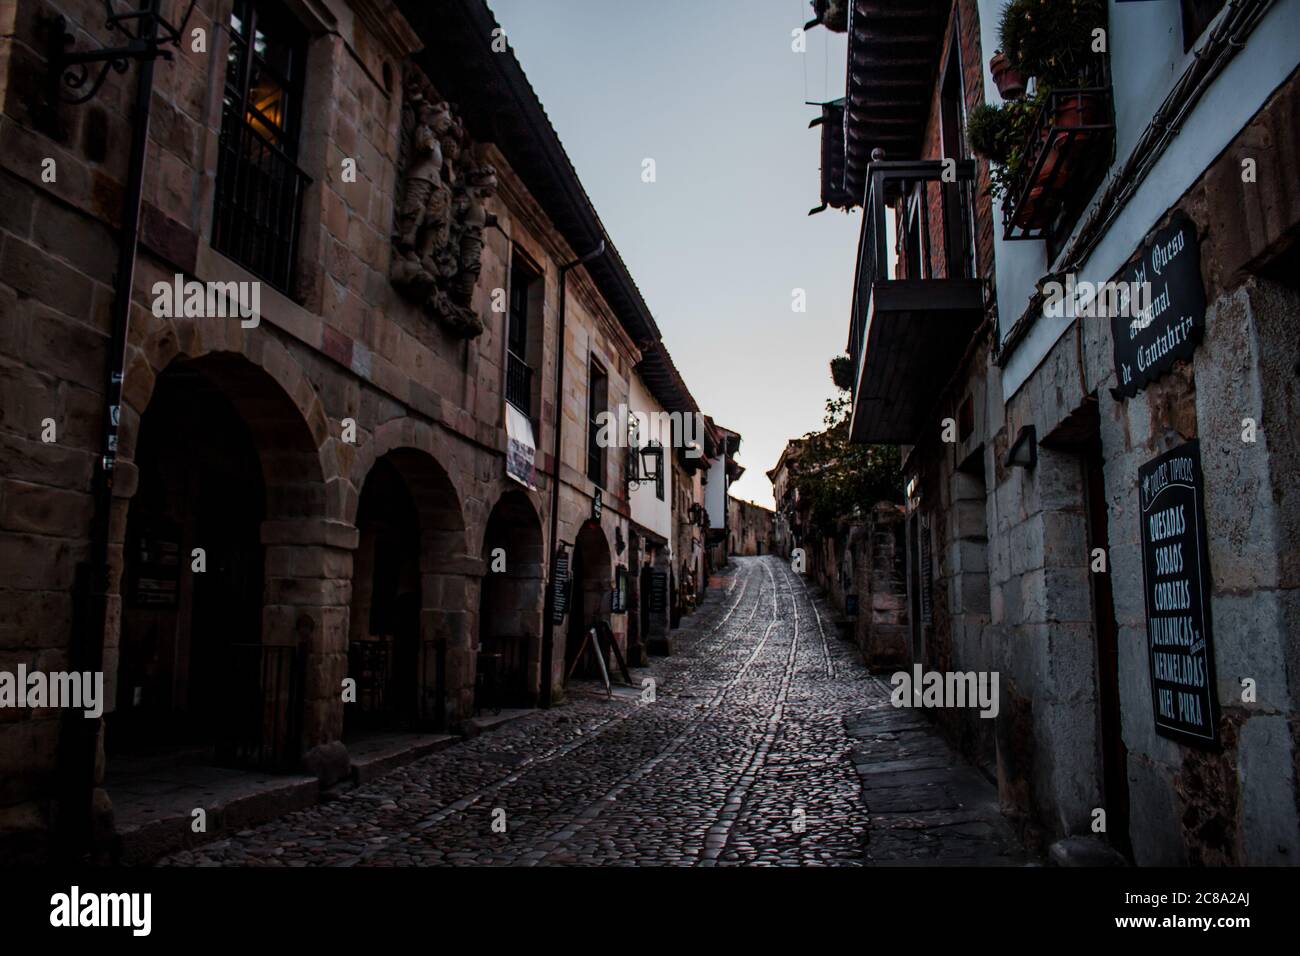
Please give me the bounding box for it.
[130,523,181,608]
[612,565,629,614]
[1110,211,1207,399]
[505,403,537,490]
[1138,440,1218,747]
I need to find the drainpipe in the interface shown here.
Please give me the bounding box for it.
[58,6,161,860]
[539,239,606,708]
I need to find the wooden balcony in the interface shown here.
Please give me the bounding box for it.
[847,160,985,444]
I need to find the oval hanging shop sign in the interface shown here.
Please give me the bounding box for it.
[1110,211,1207,398]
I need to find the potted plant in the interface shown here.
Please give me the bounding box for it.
[965,103,1010,162]
[999,0,1107,90]
[989,50,1025,100]
[972,92,1055,231]
[994,0,1109,228]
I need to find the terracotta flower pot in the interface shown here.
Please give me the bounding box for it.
[1054,92,1104,130]
[1042,92,1106,187]
[990,51,1026,100]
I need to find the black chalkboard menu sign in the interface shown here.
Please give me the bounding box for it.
[1138,440,1218,747]
[550,549,570,624]
[1111,211,1206,398]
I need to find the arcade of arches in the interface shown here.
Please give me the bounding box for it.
[103,347,575,794]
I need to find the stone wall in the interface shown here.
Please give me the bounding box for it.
[985,69,1300,861]
[0,0,645,860]
[726,496,774,556]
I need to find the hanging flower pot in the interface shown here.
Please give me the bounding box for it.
[1054,91,1104,134]
[990,51,1026,100]
[1038,91,1106,190]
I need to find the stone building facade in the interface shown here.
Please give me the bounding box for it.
[813,0,1300,864]
[0,0,716,861]
[767,438,804,560]
[726,496,774,557]
[703,422,742,575]
[669,437,707,634]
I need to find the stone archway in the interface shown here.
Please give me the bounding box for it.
[565,521,612,679]
[477,490,545,708]
[347,434,475,730]
[111,349,341,775]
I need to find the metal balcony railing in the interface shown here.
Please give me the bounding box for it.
[848,159,978,389]
[212,111,312,293]
[1002,85,1115,242]
[505,349,533,415]
[216,642,304,771]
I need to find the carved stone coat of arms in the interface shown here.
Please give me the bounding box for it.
[390,70,496,338]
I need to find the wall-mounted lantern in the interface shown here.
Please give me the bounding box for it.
[627,440,663,490]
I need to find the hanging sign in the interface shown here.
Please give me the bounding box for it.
[1110,211,1206,398]
[505,403,537,490]
[591,488,602,522]
[611,565,629,614]
[550,548,570,624]
[1138,440,1218,747]
[649,570,669,614]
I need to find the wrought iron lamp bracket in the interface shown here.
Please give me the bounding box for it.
[47,1,199,107]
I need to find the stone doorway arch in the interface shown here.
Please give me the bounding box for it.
[111,351,336,773]
[347,442,473,732]
[477,490,545,708]
[565,520,612,680]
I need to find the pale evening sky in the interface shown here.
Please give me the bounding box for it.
[489,0,860,509]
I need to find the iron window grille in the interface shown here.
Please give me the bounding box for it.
[212,0,311,293]
[506,252,537,415]
[1000,60,1115,247]
[505,350,532,415]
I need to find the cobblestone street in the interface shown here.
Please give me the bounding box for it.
[159,557,1030,867]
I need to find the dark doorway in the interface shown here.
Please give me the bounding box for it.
[115,364,266,758]
[1044,397,1133,858]
[906,509,931,666]
[347,457,422,733]
[639,563,653,652]
[1082,430,1132,859]
[113,356,315,773]
[565,521,611,679]
[478,491,544,709]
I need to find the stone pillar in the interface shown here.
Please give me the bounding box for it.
[421,553,483,727]
[261,517,356,786]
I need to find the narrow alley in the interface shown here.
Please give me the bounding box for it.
[158,558,1028,867]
